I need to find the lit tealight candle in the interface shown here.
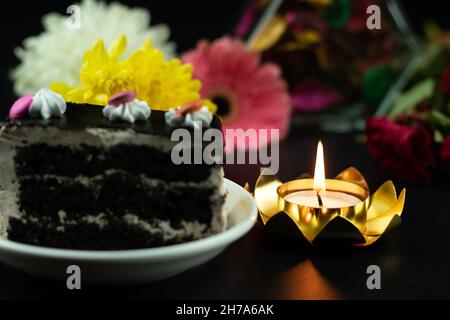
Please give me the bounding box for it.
[284,190,361,209]
[283,141,362,209]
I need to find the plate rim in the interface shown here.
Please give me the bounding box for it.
[0,178,257,261]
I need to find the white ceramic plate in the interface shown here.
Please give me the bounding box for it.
[0,178,257,284]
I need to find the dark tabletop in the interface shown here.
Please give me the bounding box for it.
[0,130,448,300]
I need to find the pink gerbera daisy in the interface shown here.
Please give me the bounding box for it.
[181,37,291,151]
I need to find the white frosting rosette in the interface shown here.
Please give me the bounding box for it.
[29,88,67,119]
[102,90,151,123]
[165,101,213,129]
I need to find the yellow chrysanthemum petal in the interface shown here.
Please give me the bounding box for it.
[108,34,127,60]
[142,39,152,50]
[53,35,203,110]
[85,40,109,66]
[128,44,201,110]
[50,82,73,97]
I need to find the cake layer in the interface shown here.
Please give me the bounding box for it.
[0,106,226,250]
[18,170,225,224]
[15,143,217,181]
[7,213,208,250]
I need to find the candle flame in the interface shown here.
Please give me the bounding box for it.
[313,141,326,193]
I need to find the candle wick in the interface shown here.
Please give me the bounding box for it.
[317,190,323,207]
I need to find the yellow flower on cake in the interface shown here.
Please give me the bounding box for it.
[127,40,201,110]
[51,35,207,111]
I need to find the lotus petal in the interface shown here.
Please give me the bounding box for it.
[255,169,282,223]
[365,188,405,236]
[335,167,369,191]
[367,181,398,220]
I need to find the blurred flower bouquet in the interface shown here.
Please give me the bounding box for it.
[235,0,415,131]
[367,29,450,183]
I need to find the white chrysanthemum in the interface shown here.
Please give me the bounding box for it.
[11,0,176,96]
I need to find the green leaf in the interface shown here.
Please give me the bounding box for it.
[324,0,351,30]
[424,21,441,41]
[430,109,450,130]
[434,130,445,143]
[416,44,447,78]
[390,78,435,118]
[363,65,393,105]
[433,92,447,113]
[416,43,442,71]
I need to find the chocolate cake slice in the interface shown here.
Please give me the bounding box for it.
[0,102,226,250]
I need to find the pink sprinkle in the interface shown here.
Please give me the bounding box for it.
[9,94,34,120]
[108,90,137,107]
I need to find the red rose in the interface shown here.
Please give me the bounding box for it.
[366,116,435,183]
[440,136,450,175]
[440,66,450,94]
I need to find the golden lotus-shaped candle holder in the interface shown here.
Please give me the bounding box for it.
[253,167,406,247]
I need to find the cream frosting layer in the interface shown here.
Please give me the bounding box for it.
[51,211,213,241]
[1,126,177,152]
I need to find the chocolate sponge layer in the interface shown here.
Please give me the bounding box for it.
[15,144,218,182]
[18,172,224,225]
[7,215,194,250]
